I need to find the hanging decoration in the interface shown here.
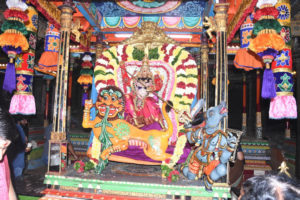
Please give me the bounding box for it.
[0,0,28,93]
[249,0,285,99]
[35,22,60,77]
[9,4,37,115]
[234,13,264,71]
[77,52,93,106]
[269,0,297,119]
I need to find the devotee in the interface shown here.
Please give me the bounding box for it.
[238,173,300,200]
[8,116,31,180]
[0,106,18,200]
[229,144,245,196]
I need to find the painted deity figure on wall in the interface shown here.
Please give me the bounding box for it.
[124,57,165,130]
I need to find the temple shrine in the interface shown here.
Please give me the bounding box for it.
[0,0,299,199]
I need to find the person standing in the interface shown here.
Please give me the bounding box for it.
[0,106,18,200]
[8,117,31,180]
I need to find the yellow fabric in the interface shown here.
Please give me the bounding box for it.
[249,33,285,53]
[0,32,28,51]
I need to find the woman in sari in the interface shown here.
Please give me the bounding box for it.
[0,106,18,200]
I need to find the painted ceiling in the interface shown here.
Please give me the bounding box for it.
[73,0,213,46]
[28,0,250,47]
[95,0,207,17]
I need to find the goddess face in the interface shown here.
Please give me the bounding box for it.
[134,78,153,99]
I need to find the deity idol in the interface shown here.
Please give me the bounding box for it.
[124,57,165,131]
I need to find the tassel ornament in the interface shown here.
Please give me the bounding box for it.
[261,66,276,99]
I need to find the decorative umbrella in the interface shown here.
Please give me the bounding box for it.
[35,22,60,77]
[249,0,285,99]
[234,13,264,71]
[0,0,28,93]
[77,52,93,106]
[9,4,38,115]
[269,0,297,119]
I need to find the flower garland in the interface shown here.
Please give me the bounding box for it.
[77,52,93,106]
[162,133,187,169]
[95,44,197,113]
[73,160,95,173]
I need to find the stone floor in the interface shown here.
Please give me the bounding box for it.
[13,166,48,197]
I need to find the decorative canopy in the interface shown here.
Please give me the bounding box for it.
[28,0,262,47]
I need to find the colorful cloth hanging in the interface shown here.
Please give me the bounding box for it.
[249,0,285,99]
[77,52,93,106]
[234,14,264,71]
[35,23,60,77]
[269,0,297,119]
[0,0,28,93]
[9,4,37,115]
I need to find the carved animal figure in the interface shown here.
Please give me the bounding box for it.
[182,101,237,191]
[83,86,173,173]
[71,19,82,42]
[203,16,216,40]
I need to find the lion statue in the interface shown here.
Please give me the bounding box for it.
[83,86,173,173]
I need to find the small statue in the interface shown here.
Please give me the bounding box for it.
[203,16,217,40]
[124,57,165,130]
[182,101,238,192]
[71,19,82,43]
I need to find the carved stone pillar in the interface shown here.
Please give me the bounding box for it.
[214,2,229,131]
[200,33,209,111]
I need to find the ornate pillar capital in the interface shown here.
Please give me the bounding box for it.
[214,3,229,32]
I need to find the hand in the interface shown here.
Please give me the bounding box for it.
[25,142,32,152]
[84,99,93,110]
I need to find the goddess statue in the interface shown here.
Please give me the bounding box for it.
[124,57,165,130]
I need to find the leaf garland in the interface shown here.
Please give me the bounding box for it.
[1,20,28,35]
[107,49,119,65]
[149,47,159,60]
[94,107,114,174]
[171,49,183,66]
[132,47,145,61]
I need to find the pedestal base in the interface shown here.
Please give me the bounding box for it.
[42,162,231,199]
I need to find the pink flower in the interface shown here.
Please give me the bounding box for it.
[165,158,171,164]
[74,160,86,173]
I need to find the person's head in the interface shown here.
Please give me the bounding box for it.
[239,173,300,200]
[0,106,18,161]
[14,115,28,125]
